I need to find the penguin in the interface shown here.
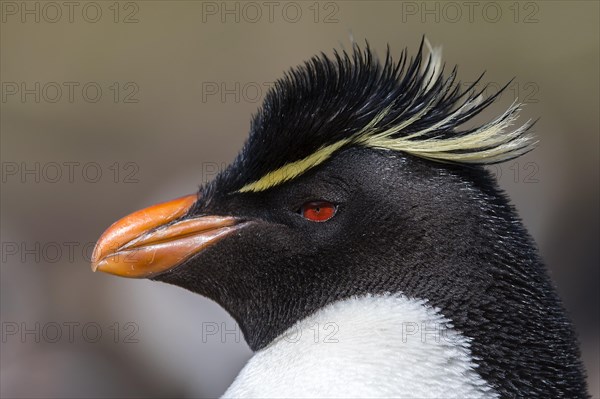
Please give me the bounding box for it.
[91,39,588,398]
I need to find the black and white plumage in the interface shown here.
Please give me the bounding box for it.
[93,39,588,398]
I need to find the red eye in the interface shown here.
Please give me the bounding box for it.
[300,201,337,222]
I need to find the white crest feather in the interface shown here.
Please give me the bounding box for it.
[356,43,536,164]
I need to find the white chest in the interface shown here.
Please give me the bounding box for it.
[223,294,497,398]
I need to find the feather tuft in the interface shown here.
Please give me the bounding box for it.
[208,39,537,195]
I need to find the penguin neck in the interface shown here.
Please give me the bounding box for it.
[224,293,498,398]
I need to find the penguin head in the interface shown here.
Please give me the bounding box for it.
[91,40,586,396]
[92,40,535,349]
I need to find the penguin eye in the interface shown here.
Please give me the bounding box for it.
[299,201,337,222]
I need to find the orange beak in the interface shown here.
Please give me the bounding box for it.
[91,194,244,278]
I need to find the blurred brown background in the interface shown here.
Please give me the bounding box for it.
[1,1,598,398]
